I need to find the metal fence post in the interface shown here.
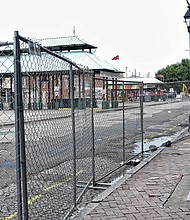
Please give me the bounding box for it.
[122,82,125,163]
[14,31,28,219]
[90,72,95,186]
[70,64,77,208]
[14,30,22,220]
[140,83,144,155]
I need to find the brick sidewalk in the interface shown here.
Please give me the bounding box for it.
[73,135,190,220]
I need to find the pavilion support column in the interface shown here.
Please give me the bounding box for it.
[60,73,63,99]
[55,73,59,109]
[115,78,118,101]
[10,77,13,109]
[60,72,64,108]
[32,75,36,110]
[102,77,105,101]
[68,74,70,100]
[52,74,55,109]
[48,74,51,109]
[82,71,86,108]
[106,77,108,101]
[39,74,42,109]
[111,78,114,108]
[78,73,83,109]
[28,76,31,109]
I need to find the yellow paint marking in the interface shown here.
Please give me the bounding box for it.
[44,170,83,192]
[44,181,63,192]
[28,194,43,205]
[3,169,84,220]
[4,212,17,220]
[76,169,84,176]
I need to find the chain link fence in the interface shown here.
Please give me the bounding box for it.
[18,34,94,220]
[2,31,189,220]
[93,77,143,182]
[0,41,17,219]
[0,32,94,220]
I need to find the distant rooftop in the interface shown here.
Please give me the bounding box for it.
[38,35,123,73]
[60,51,122,73]
[37,35,97,52]
[119,77,163,84]
[0,35,124,75]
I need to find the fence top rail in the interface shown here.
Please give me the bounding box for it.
[0,41,14,47]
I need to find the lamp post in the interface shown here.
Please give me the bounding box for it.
[184,1,190,55]
[184,0,190,80]
[184,0,190,132]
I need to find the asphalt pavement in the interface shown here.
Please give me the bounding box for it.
[72,134,190,220]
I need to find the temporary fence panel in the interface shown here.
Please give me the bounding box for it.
[93,78,143,182]
[124,83,143,158]
[18,35,93,219]
[0,32,94,220]
[70,69,94,212]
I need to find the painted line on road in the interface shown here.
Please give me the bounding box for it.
[3,169,84,220]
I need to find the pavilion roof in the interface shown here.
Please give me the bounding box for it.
[37,35,97,52]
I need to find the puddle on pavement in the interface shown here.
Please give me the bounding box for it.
[109,128,188,185]
[134,136,172,154]
[134,127,188,154]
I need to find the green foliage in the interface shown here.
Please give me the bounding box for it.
[155,59,190,93]
[156,59,190,82]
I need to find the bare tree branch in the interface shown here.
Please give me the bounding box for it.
[186,0,190,6]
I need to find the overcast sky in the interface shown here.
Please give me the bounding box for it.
[0,0,189,77]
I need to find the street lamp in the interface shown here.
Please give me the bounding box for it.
[184,0,190,81]
[184,1,190,57]
[184,0,190,132]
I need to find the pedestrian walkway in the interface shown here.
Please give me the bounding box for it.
[72,135,190,220]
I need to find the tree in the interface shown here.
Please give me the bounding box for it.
[156,59,190,82]
[155,59,190,93]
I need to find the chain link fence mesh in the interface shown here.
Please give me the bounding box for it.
[3,32,189,220]
[93,78,142,182]
[18,38,93,219]
[0,42,17,220]
[0,35,94,220]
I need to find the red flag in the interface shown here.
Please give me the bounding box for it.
[112,55,119,60]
